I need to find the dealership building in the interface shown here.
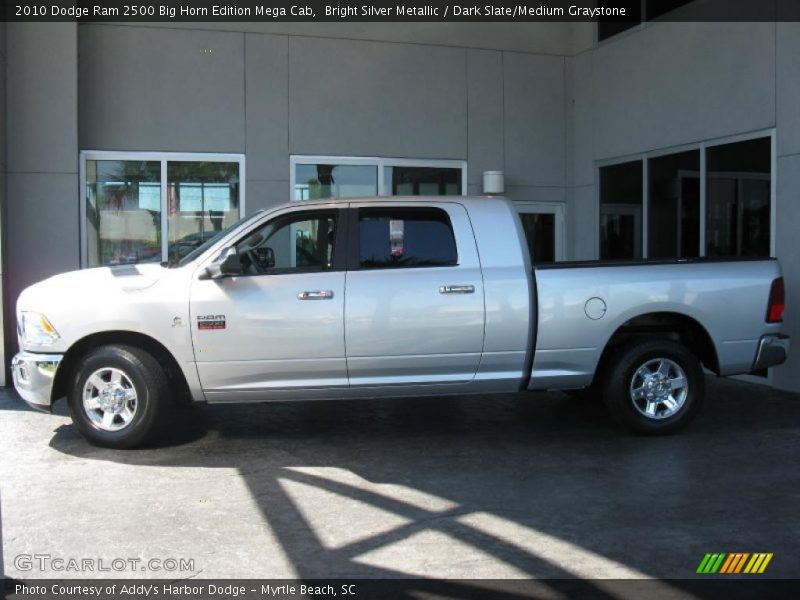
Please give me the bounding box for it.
[1,11,799,391]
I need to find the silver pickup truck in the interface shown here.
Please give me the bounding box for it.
[12,196,789,448]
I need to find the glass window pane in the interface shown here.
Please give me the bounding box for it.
[646,0,696,21]
[706,137,771,257]
[85,160,162,266]
[520,213,555,263]
[383,166,462,196]
[648,150,700,258]
[235,213,337,274]
[294,164,377,200]
[359,208,457,269]
[167,162,240,262]
[599,160,643,260]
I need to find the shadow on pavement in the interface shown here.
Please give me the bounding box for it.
[41,377,800,595]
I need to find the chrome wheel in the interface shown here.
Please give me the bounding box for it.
[629,358,688,420]
[82,367,138,432]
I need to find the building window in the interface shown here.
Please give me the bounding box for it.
[84,160,162,266]
[82,152,244,267]
[294,164,378,200]
[383,166,461,196]
[598,133,772,261]
[706,137,771,258]
[291,157,465,202]
[598,0,697,42]
[648,150,700,259]
[599,160,643,260]
[646,0,696,20]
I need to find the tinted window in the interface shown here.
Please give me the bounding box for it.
[646,0,695,20]
[706,137,771,258]
[648,150,700,259]
[599,160,643,260]
[359,208,457,269]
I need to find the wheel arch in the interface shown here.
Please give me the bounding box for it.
[52,331,192,406]
[593,311,719,386]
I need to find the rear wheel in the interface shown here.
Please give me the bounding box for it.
[603,339,704,434]
[68,345,169,449]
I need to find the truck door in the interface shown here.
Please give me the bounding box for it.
[190,207,348,400]
[344,203,485,387]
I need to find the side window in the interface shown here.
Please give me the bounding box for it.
[358,207,458,269]
[235,212,337,275]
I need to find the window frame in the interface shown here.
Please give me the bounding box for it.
[595,128,776,260]
[346,206,460,271]
[289,155,467,201]
[80,151,246,268]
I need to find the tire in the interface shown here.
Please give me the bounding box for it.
[67,345,169,449]
[603,339,704,434]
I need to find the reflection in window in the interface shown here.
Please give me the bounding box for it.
[648,150,700,258]
[383,166,461,196]
[235,213,337,274]
[359,208,457,269]
[599,161,643,260]
[85,160,162,266]
[706,137,771,258]
[294,164,377,200]
[167,162,240,262]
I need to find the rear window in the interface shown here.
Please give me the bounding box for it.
[358,207,458,269]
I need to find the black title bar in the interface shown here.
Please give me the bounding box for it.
[3,0,800,22]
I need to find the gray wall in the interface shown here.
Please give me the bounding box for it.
[78,24,568,214]
[1,22,6,386]
[567,21,800,392]
[4,23,79,365]
[7,21,800,393]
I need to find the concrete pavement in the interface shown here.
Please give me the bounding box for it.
[1,377,798,586]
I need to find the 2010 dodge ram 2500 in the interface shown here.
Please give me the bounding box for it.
[12,197,790,448]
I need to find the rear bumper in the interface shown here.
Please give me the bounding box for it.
[11,351,63,412]
[752,334,790,371]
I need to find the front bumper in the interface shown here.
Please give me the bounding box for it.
[752,334,791,371]
[11,351,63,412]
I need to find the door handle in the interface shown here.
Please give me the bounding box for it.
[298,290,334,300]
[439,285,475,294]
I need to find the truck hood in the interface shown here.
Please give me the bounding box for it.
[17,263,165,312]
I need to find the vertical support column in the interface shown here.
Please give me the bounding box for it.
[5,23,79,375]
[0,22,7,386]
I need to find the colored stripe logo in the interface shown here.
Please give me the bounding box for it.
[697,553,773,574]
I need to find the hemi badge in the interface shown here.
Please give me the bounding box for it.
[197,314,226,330]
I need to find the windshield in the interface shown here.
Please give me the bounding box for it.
[169,211,265,268]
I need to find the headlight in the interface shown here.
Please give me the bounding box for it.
[18,311,61,346]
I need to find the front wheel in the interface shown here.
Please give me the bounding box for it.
[68,345,169,449]
[603,339,704,434]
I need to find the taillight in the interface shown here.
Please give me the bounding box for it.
[767,277,785,323]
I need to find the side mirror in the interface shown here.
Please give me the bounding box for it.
[201,247,241,280]
[220,252,243,276]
